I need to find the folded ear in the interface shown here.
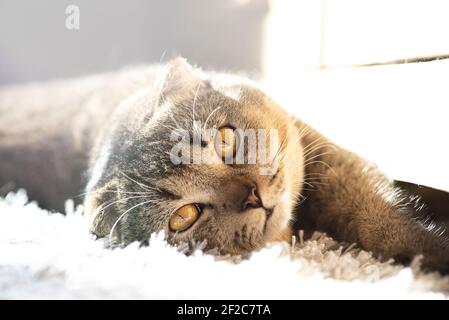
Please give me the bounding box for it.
[159,57,206,103]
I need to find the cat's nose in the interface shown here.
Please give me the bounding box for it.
[239,184,262,211]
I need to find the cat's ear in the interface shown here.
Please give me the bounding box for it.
[159,57,206,102]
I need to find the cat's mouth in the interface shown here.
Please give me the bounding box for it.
[262,205,276,234]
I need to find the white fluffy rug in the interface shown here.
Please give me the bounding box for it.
[1,190,448,299]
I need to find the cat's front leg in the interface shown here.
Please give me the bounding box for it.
[353,200,449,272]
[296,131,449,273]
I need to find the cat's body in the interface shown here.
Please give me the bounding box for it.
[1,59,449,272]
[295,131,449,270]
[0,65,163,211]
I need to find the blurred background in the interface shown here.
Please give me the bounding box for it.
[3,0,449,84]
[0,0,268,85]
[1,0,449,189]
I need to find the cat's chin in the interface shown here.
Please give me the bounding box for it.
[262,205,290,241]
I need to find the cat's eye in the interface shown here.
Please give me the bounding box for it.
[215,126,238,160]
[169,204,200,232]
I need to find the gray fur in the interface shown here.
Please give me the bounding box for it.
[2,58,449,272]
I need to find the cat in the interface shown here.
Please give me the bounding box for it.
[1,57,449,272]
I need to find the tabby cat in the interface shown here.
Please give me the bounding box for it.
[1,58,448,272]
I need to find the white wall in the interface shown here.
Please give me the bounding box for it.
[263,0,449,190]
[264,0,449,71]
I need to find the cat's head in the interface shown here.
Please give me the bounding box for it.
[84,58,304,255]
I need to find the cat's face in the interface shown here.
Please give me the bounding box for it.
[85,58,304,255]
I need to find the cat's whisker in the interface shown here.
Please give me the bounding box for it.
[302,138,332,155]
[153,64,171,111]
[288,147,335,184]
[302,176,331,184]
[303,180,330,187]
[284,186,307,203]
[300,180,315,189]
[296,196,308,205]
[191,82,201,125]
[296,123,312,140]
[93,195,153,221]
[302,141,334,157]
[203,106,222,130]
[119,170,158,192]
[158,50,167,64]
[109,200,156,241]
[302,145,337,160]
[281,147,304,165]
[300,187,318,192]
[303,174,330,179]
[270,118,299,166]
[75,189,152,199]
[298,175,330,189]
[306,137,337,150]
[271,147,286,166]
[303,181,330,188]
[299,123,316,137]
[302,181,327,187]
[273,121,324,167]
[302,143,336,160]
[287,189,306,201]
[303,150,337,165]
[159,122,179,133]
[303,160,336,175]
[296,123,315,143]
[281,118,300,146]
[303,153,330,167]
[167,112,183,131]
[300,132,326,149]
[303,172,330,177]
[270,118,295,157]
